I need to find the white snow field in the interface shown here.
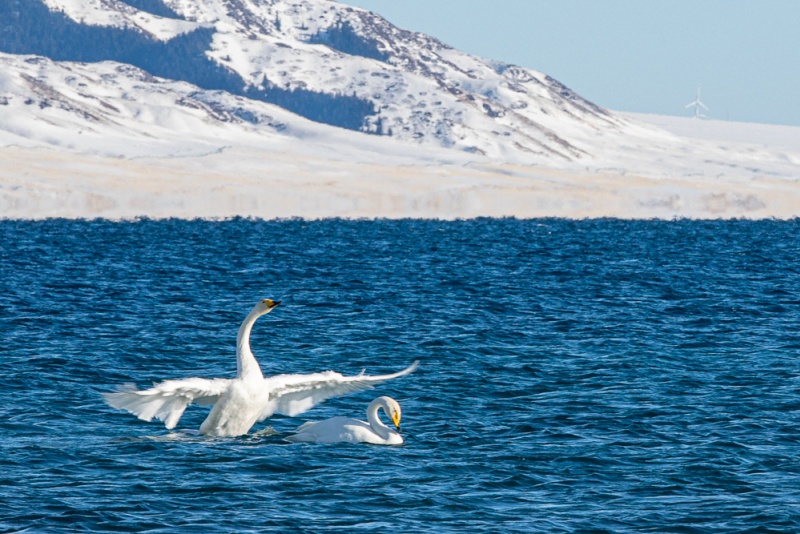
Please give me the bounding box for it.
[2,87,798,220]
[3,111,797,219]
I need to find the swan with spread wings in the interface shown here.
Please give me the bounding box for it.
[103,299,418,437]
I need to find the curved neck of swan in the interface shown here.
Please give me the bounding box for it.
[367,398,392,440]
[236,308,265,378]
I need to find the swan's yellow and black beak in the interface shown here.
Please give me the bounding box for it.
[263,299,281,309]
[391,412,401,432]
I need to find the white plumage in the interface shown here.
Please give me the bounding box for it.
[103,299,418,437]
[287,396,404,445]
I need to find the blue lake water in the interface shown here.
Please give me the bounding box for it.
[2,218,800,532]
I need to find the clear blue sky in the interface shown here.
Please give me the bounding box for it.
[345,0,800,126]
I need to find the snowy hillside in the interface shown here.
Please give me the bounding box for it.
[0,0,798,219]
[3,0,644,162]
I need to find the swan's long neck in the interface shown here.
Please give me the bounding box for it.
[367,398,392,440]
[236,308,264,378]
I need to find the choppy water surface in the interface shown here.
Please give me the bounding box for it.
[2,218,800,532]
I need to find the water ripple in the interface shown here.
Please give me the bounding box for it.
[1,219,800,532]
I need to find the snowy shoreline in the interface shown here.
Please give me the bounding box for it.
[2,109,799,221]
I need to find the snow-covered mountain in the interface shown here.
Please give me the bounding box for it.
[1,0,644,163]
[1,0,798,219]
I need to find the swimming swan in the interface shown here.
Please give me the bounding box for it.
[103,299,418,437]
[287,396,404,445]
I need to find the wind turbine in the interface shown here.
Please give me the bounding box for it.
[685,84,709,119]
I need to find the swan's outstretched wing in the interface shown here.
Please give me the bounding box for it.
[103,377,232,429]
[260,361,418,419]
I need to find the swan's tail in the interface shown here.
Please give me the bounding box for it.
[103,384,190,430]
[294,420,318,433]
